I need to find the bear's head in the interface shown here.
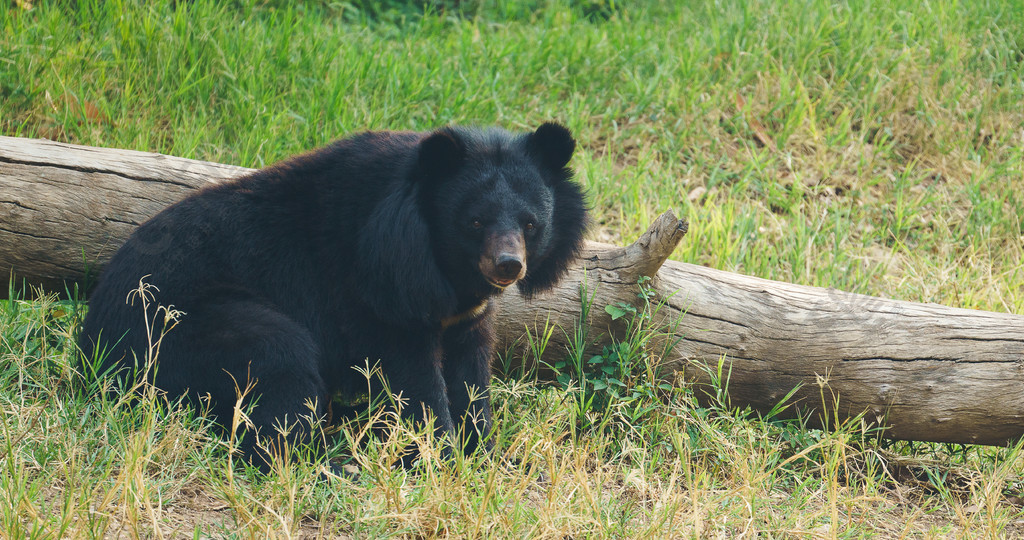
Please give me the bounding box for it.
[354,123,588,325]
[415,123,588,307]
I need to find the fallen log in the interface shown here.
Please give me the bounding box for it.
[1,135,1022,446]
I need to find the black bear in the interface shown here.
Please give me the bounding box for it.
[79,123,588,471]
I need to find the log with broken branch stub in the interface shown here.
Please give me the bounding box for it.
[1,135,1022,446]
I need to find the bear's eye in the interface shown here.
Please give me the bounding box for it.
[525,222,535,232]
[471,218,483,229]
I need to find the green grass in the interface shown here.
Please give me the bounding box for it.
[3,0,1024,536]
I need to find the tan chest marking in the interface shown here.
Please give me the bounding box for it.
[441,300,489,329]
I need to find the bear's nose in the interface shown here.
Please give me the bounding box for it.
[495,255,524,280]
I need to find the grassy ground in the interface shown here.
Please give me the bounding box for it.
[2,0,1024,537]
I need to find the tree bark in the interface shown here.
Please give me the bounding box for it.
[0,136,248,294]
[2,135,1022,446]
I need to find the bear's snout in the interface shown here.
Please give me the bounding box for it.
[495,254,523,280]
[480,231,527,289]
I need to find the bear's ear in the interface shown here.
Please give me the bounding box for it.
[417,128,466,181]
[526,122,575,171]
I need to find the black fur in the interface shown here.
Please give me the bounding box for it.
[79,123,588,470]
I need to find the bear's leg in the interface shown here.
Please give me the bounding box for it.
[363,329,456,465]
[156,295,329,473]
[442,316,495,455]
[236,367,331,473]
